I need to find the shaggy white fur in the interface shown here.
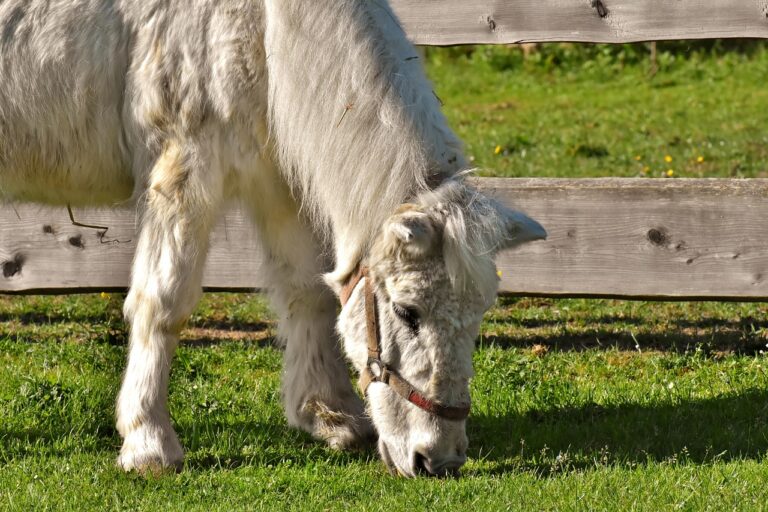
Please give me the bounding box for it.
[0,0,544,475]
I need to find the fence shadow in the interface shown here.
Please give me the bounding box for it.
[480,326,767,354]
[0,312,274,348]
[468,388,768,476]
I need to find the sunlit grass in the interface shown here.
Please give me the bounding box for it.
[427,46,768,180]
[2,293,768,510]
[2,47,768,510]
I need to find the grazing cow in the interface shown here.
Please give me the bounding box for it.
[0,0,545,476]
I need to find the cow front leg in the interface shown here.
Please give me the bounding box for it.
[116,142,223,473]
[245,164,375,450]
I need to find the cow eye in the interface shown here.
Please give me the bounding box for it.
[392,303,419,333]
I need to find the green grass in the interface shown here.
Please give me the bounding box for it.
[427,45,768,179]
[3,295,768,510]
[3,48,768,510]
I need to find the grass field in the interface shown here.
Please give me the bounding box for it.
[2,46,768,510]
[428,44,768,180]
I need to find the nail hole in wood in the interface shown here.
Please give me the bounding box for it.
[69,235,85,249]
[42,225,54,234]
[591,0,608,18]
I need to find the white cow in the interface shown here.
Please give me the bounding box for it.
[0,0,545,476]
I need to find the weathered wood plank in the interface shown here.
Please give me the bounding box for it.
[489,178,768,300]
[0,204,265,293]
[389,0,768,45]
[1,179,768,300]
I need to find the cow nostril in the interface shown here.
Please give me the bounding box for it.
[444,459,465,478]
[414,451,429,476]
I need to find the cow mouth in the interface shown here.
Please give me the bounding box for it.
[378,439,414,478]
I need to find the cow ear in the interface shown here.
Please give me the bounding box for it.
[421,180,546,254]
[382,205,438,260]
[412,179,547,299]
[493,204,547,252]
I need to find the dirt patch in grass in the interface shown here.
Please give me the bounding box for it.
[181,326,275,347]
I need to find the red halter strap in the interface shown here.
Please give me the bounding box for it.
[340,267,470,422]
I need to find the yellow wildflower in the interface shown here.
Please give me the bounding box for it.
[664,155,673,163]
[494,145,502,155]
[666,169,674,177]
[696,156,705,163]
[634,155,642,161]
[642,166,650,174]
[100,292,110,299]
[497,270,503,278]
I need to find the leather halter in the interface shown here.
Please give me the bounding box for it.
[340,267,471,422]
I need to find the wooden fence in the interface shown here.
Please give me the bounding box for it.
[389,0,768,45]
[1,1,767,299]
[3,179,768,300]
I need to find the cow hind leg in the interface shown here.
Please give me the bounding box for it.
[116,141,224,473]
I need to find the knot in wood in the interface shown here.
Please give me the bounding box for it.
[2,254,24,278]
[647,228,669,246]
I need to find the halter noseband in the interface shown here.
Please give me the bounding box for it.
[340,267,470,422]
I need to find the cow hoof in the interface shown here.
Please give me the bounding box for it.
[118,424,184,475]
[304,398,377,451]
[324,416,377,451]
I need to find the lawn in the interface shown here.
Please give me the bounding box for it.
[427,44,768,180]
[2,46,768,510]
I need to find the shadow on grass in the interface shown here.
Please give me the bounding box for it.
[4,389,766,476]
[181,422,377,471]
[0,310,123,326]
[181,332,276,349]
[488,314,768,334]
[0,412,374,469]
[0,424,119,463]
[0,315,274,348]
[469,388,768,476]
[3,305,767,475]
[480,325,768,354]
[0,310,271,333]
[486,315,647,330]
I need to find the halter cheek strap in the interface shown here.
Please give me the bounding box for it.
[340,267,471,422]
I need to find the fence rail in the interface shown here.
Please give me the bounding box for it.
[390,0,768,45]
[2,178,767,300]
